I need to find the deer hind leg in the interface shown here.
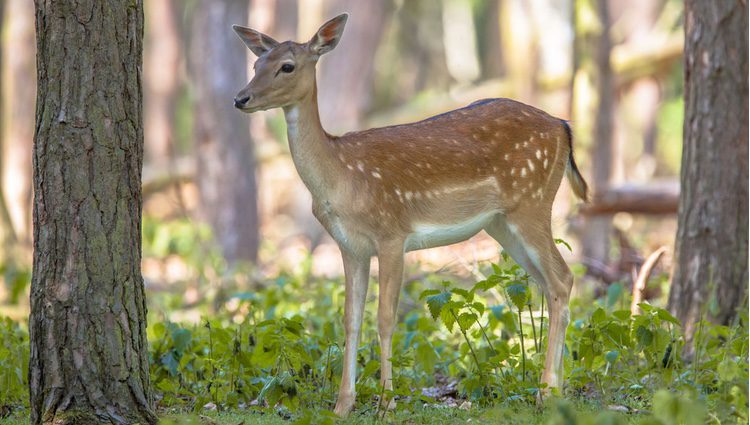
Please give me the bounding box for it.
[376,240,405,408]
[484,213,573,392]
[334,250,370,417]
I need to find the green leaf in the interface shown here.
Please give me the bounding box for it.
[656,308,681,326]
[636,325,654,347]
[718,358,740,381]
[360,360,380,380]
[605,350,619,364]
[440,306,457,332]
[591,308,606,325]
[457,312,478,331]
[606,283,623,308]
[505,283,528,310]
[419,289,441,300]
[470,302,485,316]
[425,292,452,320]
[451,288,474,302]
[172,328,192,353]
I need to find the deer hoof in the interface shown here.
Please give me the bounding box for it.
[334,395,355,417]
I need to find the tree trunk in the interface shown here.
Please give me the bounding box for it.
[144,0,181,166]
[318,0,390,132]
[2,0,35,246]
[192,0,259,264]
[668,0,748,343]
[30,1,156,424]
[581,0,614,267]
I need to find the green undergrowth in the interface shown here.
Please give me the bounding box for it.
[0,239,747,424]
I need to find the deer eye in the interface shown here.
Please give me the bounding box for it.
[280,63,295,73]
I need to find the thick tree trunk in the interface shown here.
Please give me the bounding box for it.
[668,0,748,342]
[144,0,181,165]
[318,0,390,132]
[30,1,156,424]
[2,0,35,246]
[192,0,259,264]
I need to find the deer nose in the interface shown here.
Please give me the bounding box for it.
[234,95,251,109]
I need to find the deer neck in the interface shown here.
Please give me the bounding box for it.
[283,83,339,199]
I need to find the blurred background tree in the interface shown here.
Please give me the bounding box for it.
[3,0,745,337]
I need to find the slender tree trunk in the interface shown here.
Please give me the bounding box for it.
[30,1,156,424]
[581,0,614,267]
[2,0,35,246]
[668,0,748,343]
[318,0,390,132]
[144,0,181,166]
[192,0,259,264]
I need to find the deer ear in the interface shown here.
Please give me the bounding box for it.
[232,25,279,57]
[308,13,348,57]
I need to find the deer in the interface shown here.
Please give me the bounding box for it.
[231,13,588,417]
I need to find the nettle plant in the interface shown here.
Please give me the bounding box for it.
[419,252,551,403]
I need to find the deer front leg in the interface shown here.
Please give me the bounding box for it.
[376,240,405,409]
[334,251,370,417]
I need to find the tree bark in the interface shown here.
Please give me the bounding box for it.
[30,1,156,424]
[144,0,181,166]
[318,0,390,132]
[2,0,35,246]
[668,0,748,342]
[581,0,614,268]
[192,0,259,264]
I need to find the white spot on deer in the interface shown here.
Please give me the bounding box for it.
[372,171,382,179]
[543,158,549,169]
[527,159,535,172]
[492,166,498,172]
[504,154,510,160]
[521,110,530,117]
[405,191,414,201]
[395,188,402,196]
[535,150,542,160]
[512,181,518,188]
[529,136,535,143]
[347,164,354,171]
[514,143,520,150]
[521,167,527,177]
[523,141,529,147]
[425,163,432,169]
[510,168,516,176]
[338,153,346,162]
[357,161,365,172]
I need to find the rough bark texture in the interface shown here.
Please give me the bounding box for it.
[192,0,259,264]
[318,0,390,132]
[668,0,748,341]
[2,0,36,245]
[30,1,156,424]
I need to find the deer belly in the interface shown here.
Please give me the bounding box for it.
[405,211,497,251]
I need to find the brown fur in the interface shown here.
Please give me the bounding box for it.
[232,14,588,417]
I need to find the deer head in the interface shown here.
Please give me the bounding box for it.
[232,14,348,112]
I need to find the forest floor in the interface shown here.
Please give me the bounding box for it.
[1,401,640,424]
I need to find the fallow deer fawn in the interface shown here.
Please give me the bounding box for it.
[232,14,588,417]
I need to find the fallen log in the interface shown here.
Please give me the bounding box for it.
[580,181,679,215]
